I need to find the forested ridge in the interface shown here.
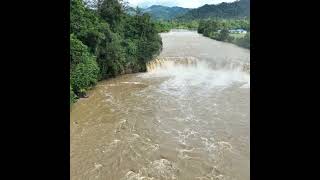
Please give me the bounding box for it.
[177,0,250,20]
[70,0,162,104]
[142,5,190,20]
[141,0,250,49]
[131,0,249,21]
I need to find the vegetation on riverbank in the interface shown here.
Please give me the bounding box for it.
[70,0,162,105]
[70,0,250,106]
[197,19,250,49]
[153,18,250,49]
[154,20,199,32]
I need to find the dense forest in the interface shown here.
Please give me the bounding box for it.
[70,0,162,105]
[127,0,250,21]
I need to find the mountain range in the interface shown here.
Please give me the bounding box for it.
[177,0,250,20]
[126,0,250,20]
[142,5,190,20]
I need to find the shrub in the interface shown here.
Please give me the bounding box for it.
[216,29,230,41]
[70,34,99,95]
[70,85,77,105]
[235,32,250,49]
[70,58,99,95]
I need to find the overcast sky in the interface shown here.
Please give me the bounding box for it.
[126,0,237,8]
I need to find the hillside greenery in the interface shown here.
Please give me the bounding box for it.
[70,0,162,105]
[177,0,250,20]
[142,5,190,20]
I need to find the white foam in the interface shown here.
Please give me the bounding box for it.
[122,159,178,180]
[143,58,250,91]
[122,170,152,180]
[177,147,195,159]
[120,82,143,85]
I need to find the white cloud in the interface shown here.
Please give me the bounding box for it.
[125,0,237,8]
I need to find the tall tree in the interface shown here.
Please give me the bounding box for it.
[98,0,123,30]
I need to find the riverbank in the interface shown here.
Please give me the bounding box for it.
[200,32,250,50]
[201,32,250,49]
[70,0,162,105]
[160,28,250,49]
[197,19,250,49]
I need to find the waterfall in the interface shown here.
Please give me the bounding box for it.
[146,56,250,73]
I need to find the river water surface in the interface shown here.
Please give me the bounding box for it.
[71,30,250,180]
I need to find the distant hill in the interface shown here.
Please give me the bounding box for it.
[142,5,190,20]
[125,6,137,16]
[177,0,250,20]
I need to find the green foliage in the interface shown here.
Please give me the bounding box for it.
[122,39,140,73]
[96,30,125,79]
[70,85,76,105]
[197,18,249,49]
[70,0,163,104]
[203,20,219,37]
[70,0,87,35]
[70,35,99,95]
[142,5,190,20]
[154,21,172,32]
[137,35,162,65]
[70,59,99,94]
[235,32,250,49]
[220,19,250,31]
[132,13,163,70]
[198,19,249,35]
[70,34,88,66]
[198,20,206,34]
[154,20,199,33]
[98,0,123,30]
[177,0,250,20]
[216,29,230,41]
[226,35,235,43]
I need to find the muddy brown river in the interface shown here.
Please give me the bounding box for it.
[71,29,250,180]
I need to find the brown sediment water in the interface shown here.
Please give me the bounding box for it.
[71,29,250,180]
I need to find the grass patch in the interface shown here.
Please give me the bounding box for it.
[229,33,246,39]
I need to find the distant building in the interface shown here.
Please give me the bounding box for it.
[228,29,247,34]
